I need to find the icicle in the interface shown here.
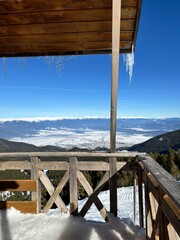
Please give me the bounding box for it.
[123,45,135,83]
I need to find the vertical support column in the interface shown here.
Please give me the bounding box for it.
[109,157,117,216]
[31,156,41,213]
[110,0,122,152]
[137,164,144,227]
[133,171,137,224]
[69,157,78,215]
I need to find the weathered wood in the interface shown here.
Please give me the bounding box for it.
[0,151,142,158]
[0,161,31,170]
[109,157,117,216]
[79,172,109,220]
[144,169,153,239]
[0,180,36,191]
[38,161,69,171]
[69,157,78,215]
[0,201,37,214]
[42,171,69,213]
[77,171,107,220]
[31,157,41,213]
[38,170,66,211]
[139,155,180,210]
[137,164,144,227]
[133,172,137,223]
[167,223,179,240]
[0,42,132,56]
[162,195,180,237]
[0,0,142,56]
[0,20,134,36]
[0,32,133,45]
[0,0,138,13]
[0,8,136,26]
[110,0,121,152]
[79,171,109,219]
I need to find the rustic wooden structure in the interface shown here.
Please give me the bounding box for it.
[0,0,142,56]
[0,152,179,239]
[1,1,179,240]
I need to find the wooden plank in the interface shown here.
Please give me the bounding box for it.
[0,151,141,158]
[137,164,144,227]
[0,180,36,191]
[162,195,180,237]
[110,0,121,152]
[0,20,135,36]
[38,161,69,171]
[0,161,31,170]
[31,157,41,213]
[38,170,66,211]
[167,223,179,240]
[139,155,180,210]
[79,171,109,218]
[0,32,133,45]
[133,172,137,223]
[0,0,138,13]
[77,171,107,220]
[42,171,69,213]
[144,169,153,239]
[77,161,109,171]
[69,157,78,215]
[109,157,117,216]
[0,201,37,213]
[0,8,136,26]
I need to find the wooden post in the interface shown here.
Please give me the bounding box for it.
[138,165,144,227]
[109,157,117,216]
[110,0,121,152]
[31,157,41,213]
[133,171,137,224]
[69,157,78,215]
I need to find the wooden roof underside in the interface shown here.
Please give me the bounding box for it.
[0,0,142,57]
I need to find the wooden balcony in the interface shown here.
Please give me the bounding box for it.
[0,151,179,239]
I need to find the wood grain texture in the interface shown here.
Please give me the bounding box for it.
[0,201,37,213]
[0,0,142,56]
[0,179,36,191]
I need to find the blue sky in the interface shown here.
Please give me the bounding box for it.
[0,0,180,119]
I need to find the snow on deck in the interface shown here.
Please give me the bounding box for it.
[0,186,145,240]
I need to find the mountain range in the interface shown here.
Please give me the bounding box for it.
[0,117,179,150]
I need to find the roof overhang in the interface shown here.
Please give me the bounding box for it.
[0,0,142,57]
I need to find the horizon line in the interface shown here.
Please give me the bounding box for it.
[0,116,179,122]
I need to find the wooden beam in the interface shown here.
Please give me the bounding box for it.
[42,171,69,213]
[31,157,41,213]
[109,157,117,216]
[110,0,121,152]
[0,151,143,158]
[38,170,66,211]
[69,157,78,215]
[0,180,36,192]
[0,201,37,214]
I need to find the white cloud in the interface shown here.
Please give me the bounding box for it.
[10,128,151,149]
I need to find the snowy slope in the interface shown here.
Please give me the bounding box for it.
[0,186,145,240]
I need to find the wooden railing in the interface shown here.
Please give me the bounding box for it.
[137,155,180,240]
[0,152,179,239]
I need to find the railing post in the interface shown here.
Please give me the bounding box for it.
[31,157,41,213]
[69,157,78,215]
[109,157,117,216]
[133,171,137,224]
[137,163,144,227]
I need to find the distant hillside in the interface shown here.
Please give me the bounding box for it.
[127,129,180,153]
[0,138,65,153]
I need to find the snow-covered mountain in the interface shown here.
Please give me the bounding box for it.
[0,117,179,149]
